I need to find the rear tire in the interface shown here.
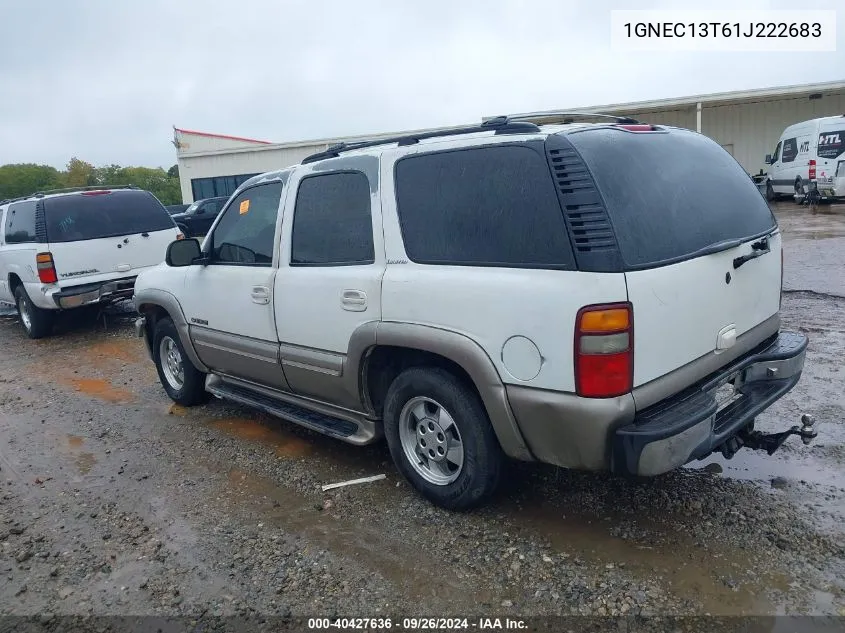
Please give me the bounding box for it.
[765,180,776,202]
[152,317,209,406]
[383,367,503,511]
[14,285,54,339]
[794,178,806,202]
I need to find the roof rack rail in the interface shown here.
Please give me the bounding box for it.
[30,184,139,197]
[492,111,641,125]
[301,119,541,165]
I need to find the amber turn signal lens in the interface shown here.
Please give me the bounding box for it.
[579,308,630,333]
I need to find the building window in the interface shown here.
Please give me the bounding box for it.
[191,173,260,200]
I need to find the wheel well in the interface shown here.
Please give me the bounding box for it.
[363,346,479,418]
[138,303,170,340]
[8,274,22,293]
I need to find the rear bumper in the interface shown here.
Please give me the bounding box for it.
[611,330,807,476]
[50,277,137,309]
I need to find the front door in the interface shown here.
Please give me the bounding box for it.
[179,180,288,389]
[274,161,384,411]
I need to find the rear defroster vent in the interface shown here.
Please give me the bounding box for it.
[546,136,622,272]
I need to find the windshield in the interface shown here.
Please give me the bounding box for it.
[567,128,776,268]
[44,190,176,243]
[185,202,201,213]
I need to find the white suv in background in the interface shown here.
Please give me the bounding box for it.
[134,116,816,510]
[0,186,181,338]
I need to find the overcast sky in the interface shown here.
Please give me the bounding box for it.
[1,0,843,169]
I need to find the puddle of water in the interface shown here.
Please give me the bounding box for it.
[212,417,313,458]
[690,451,842,488]
[75,452,96,474]
[168,404,190,417]
[83,339,143,364]
[62,378,133,403]
[221,467,481,607]
[498,493,787,615]
[65,434,96,474]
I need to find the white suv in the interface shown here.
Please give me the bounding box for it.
[0,186,181,338]
[134,116,816,509]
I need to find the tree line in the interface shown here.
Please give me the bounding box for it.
[0,158,182,205]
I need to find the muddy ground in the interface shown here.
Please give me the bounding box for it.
[0,202,843,627]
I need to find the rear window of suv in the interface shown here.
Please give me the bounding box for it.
[44,190,175,243]
[567,128,776,268]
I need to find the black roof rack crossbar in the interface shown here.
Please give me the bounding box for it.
[31,184,139,197]
[2,184,139,205]
[499,111,641,125]
[301,120,540,164]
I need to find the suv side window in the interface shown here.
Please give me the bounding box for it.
[4,201,38,244]
[394,145,575,269]
[291,171,374,266]
[781,137,798,163]
[772,141,782,163]
[210,182,283,266]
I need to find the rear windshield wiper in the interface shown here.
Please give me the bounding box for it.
[733,236,770,269]
[689,238,745,258]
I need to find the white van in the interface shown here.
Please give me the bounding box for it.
[0,186,181,338]
[764,115,845,201]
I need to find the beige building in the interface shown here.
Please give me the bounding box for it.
[174,80,845,203]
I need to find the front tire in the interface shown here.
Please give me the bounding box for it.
[383,367,503,511]
[152,317,209,406]
[14,286,54,339]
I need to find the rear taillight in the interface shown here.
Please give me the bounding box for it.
[575,303,633,398]
[809,160,817,180]
[176,233,185,240]
[36,252,58,284]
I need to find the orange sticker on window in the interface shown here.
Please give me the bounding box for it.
[239,200,250,214]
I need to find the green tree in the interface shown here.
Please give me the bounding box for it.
[1,158,183,205]
[0,163,63,200]
[64,157,96,187]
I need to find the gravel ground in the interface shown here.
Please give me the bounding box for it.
[0,204,843,630]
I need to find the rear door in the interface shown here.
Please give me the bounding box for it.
[44,190,178,286]
[567,127,780,387]
[274,162,383,410]
[817,121,845,191]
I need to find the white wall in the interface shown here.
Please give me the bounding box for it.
[177,143,329,202]
[701,92,845,175]
[621,91,845,175]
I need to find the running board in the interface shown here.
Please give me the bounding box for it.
[206,377,359,440]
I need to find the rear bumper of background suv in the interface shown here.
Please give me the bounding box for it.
[49,276,137,309]
[611,330,807,476]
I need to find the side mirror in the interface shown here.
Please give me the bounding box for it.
[195,208,206,215]
[765,154,773,165]
[165,238,202,267]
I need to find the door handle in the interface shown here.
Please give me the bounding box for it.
[341,289,367,312]
[251,285,270,305]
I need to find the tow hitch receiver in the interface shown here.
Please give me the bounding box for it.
[722,414,818,458]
